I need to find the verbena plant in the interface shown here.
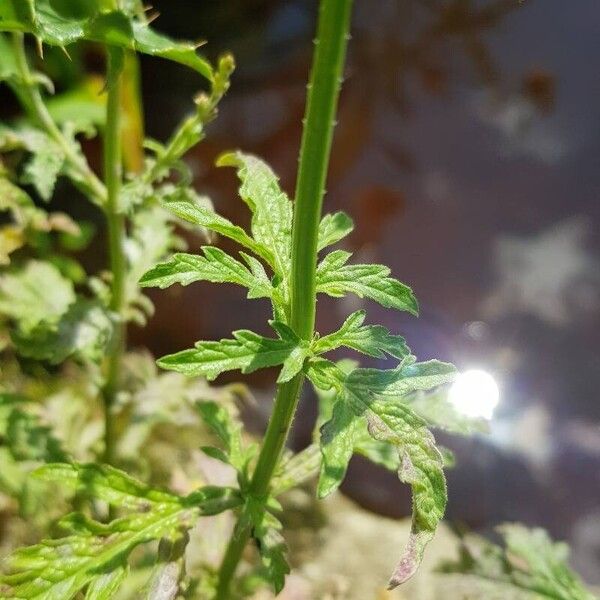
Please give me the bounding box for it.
[0,1,595,599]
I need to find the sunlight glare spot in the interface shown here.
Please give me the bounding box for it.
[448,369,500,420]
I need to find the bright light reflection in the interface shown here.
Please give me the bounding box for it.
[448,369,500,420]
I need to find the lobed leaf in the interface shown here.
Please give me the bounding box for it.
[140,247,273,300]
[317,211,354,251]
[217,151,292,276]
[316,250,419,315]
[307,358,457,587]
[157,322,307,383]
[313,310,410,360]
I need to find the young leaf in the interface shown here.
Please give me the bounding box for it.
[317,211,354,251]
[0,464,241,600]
[307,359,457,587]
[140,247,273,300]
[0,259,75,334]
[217,151,293,276]
[440,524,596,600]
[21,136,65,200]
[157,322,306,382]
[316,250,419,315]
[313,310,410,360]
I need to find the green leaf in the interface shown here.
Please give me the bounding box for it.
[0,464,241,600]
[157,322,306,383]
[313,310,410,360]
[307,358,457,587]
[140,247,273,300]
[246,500,290,594]
[12,299,113,364]
[0,3,213,80]
[317,211,353,251]
[316,250,419,315]
[157,184,272,263]
[440,524,596,600]
[217,151,292,276]
[0,394,70,464]
[0,259,75,334]
[196,401,250,472]
[84,566,128,600]
[271,444,321,495]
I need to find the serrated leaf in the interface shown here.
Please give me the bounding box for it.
[21,135,65,200]
[314,310,410,360]
[317,211,354,251]
[12,299,113,364]
[440,524,596,600]
[316,250,419,315]
[157,322,306,382]
[157,184,272,263]
[307,359,457,587]
[0,259,75,334]
[0,3,213,80]
[0,463,241,600]
[140,247,273,300]
[217,151,292,276]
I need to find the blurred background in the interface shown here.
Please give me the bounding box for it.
[134,0,600,583]
[5,0,599,586]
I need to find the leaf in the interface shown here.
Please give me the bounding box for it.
[0,463,241,600]
[196,401,249,472]
[140,247,273,300]
[0,259,75,334]
[316,250,419,315]
[440,524,596,600]
[246,500,290,594]
[157,322,306,383]
[313,310,410,360]
[0,3,213,81]
[84,567,128,600]
[217,151,292,276]
[307,358,457,587]
[157,184,272,263]
[12,299,113,364]
[0,394,69,463]
[271,444,321,495]
[317,211,354,251]
[21,135,65,200]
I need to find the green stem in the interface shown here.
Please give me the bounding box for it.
[102,49,126,466]
[214,1,353,597]
[11,34,107,205]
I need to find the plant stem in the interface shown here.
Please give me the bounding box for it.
[11,34,107,205]
[214,0,353,596]
[102,48,126,466]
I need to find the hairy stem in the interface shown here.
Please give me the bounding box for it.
[214,1,353,596]
[102,49,126,466]
[11,34,107,205]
